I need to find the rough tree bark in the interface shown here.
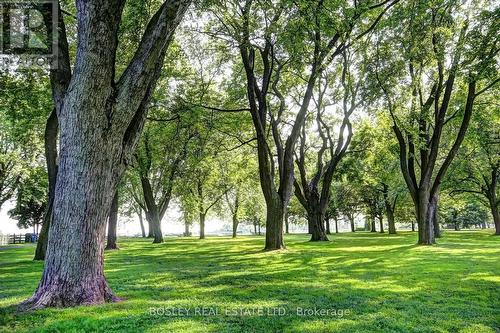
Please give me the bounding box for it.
[105,191,119,250]
[21,0,190,310]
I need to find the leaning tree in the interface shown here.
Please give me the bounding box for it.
[22,0,191,309]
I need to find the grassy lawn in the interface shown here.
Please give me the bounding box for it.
[0,231,499,332]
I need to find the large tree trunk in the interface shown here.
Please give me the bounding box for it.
[105,191,119,250]
[378,215,384,233]
[308,196,329,241]
[415,189,436,245]
[21,0,190,310]
[309,210,329,241]
[199,213,206,239]
[23,137,121,308]
[264,195,285,250]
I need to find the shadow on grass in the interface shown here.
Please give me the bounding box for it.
[0,231,499,332]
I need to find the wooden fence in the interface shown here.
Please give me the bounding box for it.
[0,234,38,245]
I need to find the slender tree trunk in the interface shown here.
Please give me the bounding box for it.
[411,220,416,232]
[370,216,376,232]
[383,187,396,234]
[454,214,460,231]
[325,216,331,234]
[199,213,206,239]
[258,224,261,235]
[284,210,289,234]
[432,193,441,238]
[34,109,58,261]
[387,208,396,234]
[253,223,257,235]
[232,214,238,238]
[141,177,163,243]
[378,215,384,233]
[334,218,339,233]
[105,191,119,250]
[138,210,146,238]
[349,215,355,232]
[184,221,191,237]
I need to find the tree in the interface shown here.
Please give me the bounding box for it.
[9,167,48,234]
[0,72,49,213]
[371,1,499,244]
[22,0,191,310]
[448,100,499,234]
[206,0,398,249]
[294,52,361,241]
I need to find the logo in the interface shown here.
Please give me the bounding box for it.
[0,0,58,70]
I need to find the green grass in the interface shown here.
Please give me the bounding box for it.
[0,231,499,332]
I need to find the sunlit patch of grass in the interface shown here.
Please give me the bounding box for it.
[0,231,499,332]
